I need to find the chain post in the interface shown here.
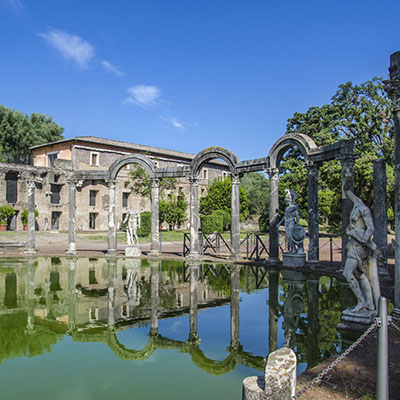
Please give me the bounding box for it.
[293,320,377,399]
[377,297,389,400]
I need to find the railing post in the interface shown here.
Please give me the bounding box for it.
[377,296,389,400]
[246,233,249,259]
[330,236,333,267]
[159,232,162,254]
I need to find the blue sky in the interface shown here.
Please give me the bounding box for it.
[1,0,399,160]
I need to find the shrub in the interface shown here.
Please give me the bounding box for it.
[258,209,269,233]
[200,214,223,234]
[211,209,230,230]
[0,205,15,225]
[21,208,39,225]
[137,211,151,237]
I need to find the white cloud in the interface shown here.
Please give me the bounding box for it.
[2,0,24,11]
[37,29,95,68]
[165,116,184,130]
[101,60,124,77]
[125,85,161,107]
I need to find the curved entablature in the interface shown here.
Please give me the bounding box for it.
[268,133,318,169]
[109,154,155,180]
[106,332,264,375]
[191,147,239,177]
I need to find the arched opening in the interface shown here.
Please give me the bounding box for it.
[267,133,320,262]
[107,155,159,255]
[188,147,240,258]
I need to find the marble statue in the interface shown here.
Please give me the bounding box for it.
[123,209,141,245]
[343,181,381,315]
[277,189,305,254]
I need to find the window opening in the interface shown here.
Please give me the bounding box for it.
[89,190,98,206]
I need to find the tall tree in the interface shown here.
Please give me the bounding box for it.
[240,172,270,216]
[283,77,394,226]
[0,105,64,163]
[200,177,249,221]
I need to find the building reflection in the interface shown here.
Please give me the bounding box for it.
[0,257,343,373]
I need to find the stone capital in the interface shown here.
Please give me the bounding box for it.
[265,167,280,179]
[66,178,78,188]
[189,176,200,185]
[231,173,240,185]
[150,178,159,188]
[105,179,117,189]
[25,179,37,189]
[384,79,400,112]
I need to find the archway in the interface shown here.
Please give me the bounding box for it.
[107,154,159,255]
[266,133,319,262]
[188,147,240,258]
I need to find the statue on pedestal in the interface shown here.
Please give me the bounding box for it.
[342,180,380,319]
[277,189,305,255]
[123,210,141,258]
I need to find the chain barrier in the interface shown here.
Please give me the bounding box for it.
[389,318,400,334]
[332,240,342,250]
[292,320,378,399]
[318,240,330,250]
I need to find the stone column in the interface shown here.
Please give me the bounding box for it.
[107,257,117,329]
[189,177,200,258]
[26,257,36,334]
[150,261,159,336]
[267,168,280,262]
[306,161,320,263]
[107,180,117,255]
[373,159,388,271]
[268,268,279,353]
[25,179,37,255]
[340,157,355,265]
[384,51,400,319]
[306,277,319,369]
[188,263,199,343]
[150,178,160,256]
[230,265,241,350]
[66,179,78,256]
[67,258,77,332]
[231,174,241,258]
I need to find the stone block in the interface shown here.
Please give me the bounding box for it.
[282,253,306,268]
[242,347,297,400]
[125,245,141,258]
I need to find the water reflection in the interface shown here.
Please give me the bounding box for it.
[0,257,345,374]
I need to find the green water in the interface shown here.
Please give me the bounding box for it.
[0,257,351,399]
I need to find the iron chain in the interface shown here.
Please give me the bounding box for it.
[390,319,400,334]
[292,320,378,399]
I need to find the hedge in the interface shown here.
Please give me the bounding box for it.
[211,209,230,230]
[200,214,223,234]
[137,211,151,237]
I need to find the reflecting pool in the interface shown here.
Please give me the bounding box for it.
[0,257,353,399]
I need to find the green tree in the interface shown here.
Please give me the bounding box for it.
[284,77,394,226]
[159,189,188,230]
[129,166,177,198]
[240,172,270,216]
[200,177,249,221]
[0,105,64,163]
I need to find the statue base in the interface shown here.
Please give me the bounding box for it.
[125,245,141,258]
[282,252,306,268]
[337,307,377,331]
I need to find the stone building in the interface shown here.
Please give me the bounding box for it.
[0,136,228,231]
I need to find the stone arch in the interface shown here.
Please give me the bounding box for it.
[107,333,157,361]
[109,154,155,180]
[190,147,239,177]
[268,133,317,169]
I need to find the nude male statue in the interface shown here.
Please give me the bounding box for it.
[123,209,141,246]
[343,175,380,314]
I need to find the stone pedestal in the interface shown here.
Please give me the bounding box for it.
[282,253,306,268]
[125,245,141,258]
[337,308,377,332]
[242,347,297,400]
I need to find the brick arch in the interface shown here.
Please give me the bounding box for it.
[268,133,317,169]
[109,154,155,180]
[190,147,239,177]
